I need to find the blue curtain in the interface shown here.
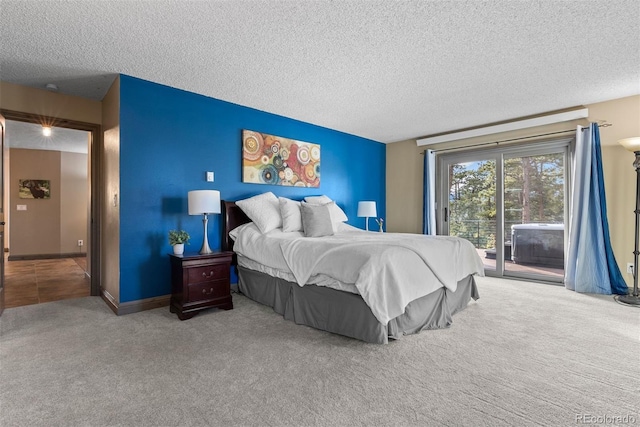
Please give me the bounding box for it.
[423,149,436,235]
[565,123,628,294]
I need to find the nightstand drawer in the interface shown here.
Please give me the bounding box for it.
[187,279,229,302]
[187,264,229,284]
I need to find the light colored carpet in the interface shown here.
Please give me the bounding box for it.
[1,276,638,426]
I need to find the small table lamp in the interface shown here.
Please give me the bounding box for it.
[357,201,377,231]
[188,190,221,255]
[616,137,640,306]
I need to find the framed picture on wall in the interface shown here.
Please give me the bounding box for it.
[18,179,51,199]
[242,130,320,187]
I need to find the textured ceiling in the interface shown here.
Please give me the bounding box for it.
[1,0,639,143]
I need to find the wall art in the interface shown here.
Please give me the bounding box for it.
[242,130,320,187]
[19,179,51,199]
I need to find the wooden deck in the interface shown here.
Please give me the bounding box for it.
[476,249,564,279]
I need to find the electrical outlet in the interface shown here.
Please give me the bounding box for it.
[627,263,635,274]
[78,240,84,247]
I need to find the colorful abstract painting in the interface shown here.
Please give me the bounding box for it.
[242,130,320,187]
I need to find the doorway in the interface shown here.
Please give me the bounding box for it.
[1,116,5,315]
[5,120,90,306]
[438,139,570,283]
[0,109,101,303]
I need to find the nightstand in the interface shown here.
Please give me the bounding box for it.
[169,251,233,320]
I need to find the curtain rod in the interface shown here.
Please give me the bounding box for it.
[420,123,612,154]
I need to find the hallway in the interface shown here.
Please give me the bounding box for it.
[3,254,90,308]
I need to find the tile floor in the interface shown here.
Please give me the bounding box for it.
[3,254,90,308]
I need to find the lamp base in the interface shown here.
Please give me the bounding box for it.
[614,294,640,306]
[199,244,213,255]
[199,214,213,255]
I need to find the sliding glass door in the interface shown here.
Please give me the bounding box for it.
[441,156,498,272]
[503,151,566,280]
[438,140,570,282]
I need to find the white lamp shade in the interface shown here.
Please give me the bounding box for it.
[357,201,377,218]
[188,190,221,215]
[619,137,640,152]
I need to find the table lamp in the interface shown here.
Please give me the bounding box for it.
[188,190,221,254]
[357,201,377,231]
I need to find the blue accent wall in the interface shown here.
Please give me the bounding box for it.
[119,74,385,303]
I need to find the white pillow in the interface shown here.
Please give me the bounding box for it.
[279,197,303,232]
[304,195,332,205]
[304,195,348,223]
[236,192,282,233]
[300,202,334,237]
[228,222,257,242]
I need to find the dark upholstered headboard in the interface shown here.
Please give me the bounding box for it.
[221,200,251,254]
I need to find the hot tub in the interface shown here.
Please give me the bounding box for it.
[511,223,564,268]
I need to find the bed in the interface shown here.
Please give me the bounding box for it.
[222,198,483,344]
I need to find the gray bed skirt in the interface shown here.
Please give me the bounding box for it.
[237,266,479,344]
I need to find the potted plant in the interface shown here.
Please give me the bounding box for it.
[168,230,190,255]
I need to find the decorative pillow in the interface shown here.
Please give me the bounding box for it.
[236,192,282,233]
[304,195,332,205]
[304,195,348,223]
[300,202,334,237]
[228,222,257,242]
[279,197,303,232]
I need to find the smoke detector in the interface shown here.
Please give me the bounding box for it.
[45,83,58,92]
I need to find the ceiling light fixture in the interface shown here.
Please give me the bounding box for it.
[417,108,590,146]
[42,125,52,137]
[45,83,58,92]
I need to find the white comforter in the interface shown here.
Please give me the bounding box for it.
[230,223,484,325]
